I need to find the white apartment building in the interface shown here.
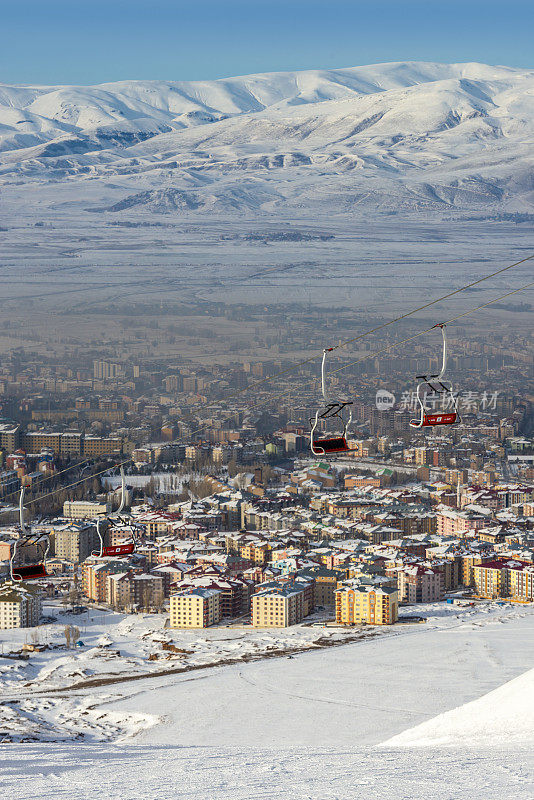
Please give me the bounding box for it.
[63,500,112,520]
[0,581,41,629]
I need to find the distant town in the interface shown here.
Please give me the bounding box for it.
[0,315,532,633]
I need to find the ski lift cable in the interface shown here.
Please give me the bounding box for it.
[183,277,534,426]
[0,458,121,507]
[98,278,534,454]
[220,251,534,397]
[327,279,534,379]
[4,276,533,513]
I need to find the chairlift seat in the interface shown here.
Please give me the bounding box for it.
[103,543,135,557]
[313,436,350,453]
[410,412,457,428]
[12,564,47,581]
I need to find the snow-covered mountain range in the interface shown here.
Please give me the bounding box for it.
[1,61,534,215]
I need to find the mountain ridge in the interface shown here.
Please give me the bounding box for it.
[1,61,533,216]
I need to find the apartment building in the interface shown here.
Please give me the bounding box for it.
[0,581,41,629]
[107,572,133,609]
[299,565,342,607]
[460,552,496,587]
[21,431,83,456]
[53,522,100,563]
[83,436,123,457]
[240,540,271,564]
[63,500,112,520]
[93,360,122,380]
[15,430,122,457]
[82,558,137,602]
[251,583,308,627]
[0,423,21,452]
[174,573,252,617]
[132,574,164,610]
[132,510,180,538]
[170,587,221,628]
[335,584,398,625]
[82,560,112,602]
[397,565,443,603]
[472,559,508,599]
[0,469,20,498]
[473,558,532,599]
[226,532,272,565]
[436,510,486,537]
[509,563,534,601]
[344,476,381,490]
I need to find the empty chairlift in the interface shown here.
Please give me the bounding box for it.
[409,323,460,429]
[10,487,50,581]
[92,467,136,558]
[310,348,353,456]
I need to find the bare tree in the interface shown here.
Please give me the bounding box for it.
[68,574,81,606]
[30,628,41,646]
[64,625,80,649]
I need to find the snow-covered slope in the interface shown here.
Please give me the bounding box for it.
[4,602,534,799]
[382,665,534,747]
[1,61,534,216]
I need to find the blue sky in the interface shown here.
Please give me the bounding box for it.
[1,0,533,85]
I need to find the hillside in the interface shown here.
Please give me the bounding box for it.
[1,61,534,216]
[383,664,534,747]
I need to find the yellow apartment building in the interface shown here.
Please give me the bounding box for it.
[63,500,112,520]
[461,553,494,587]
[240,541,271,565]
[170,587,221,628]
[83,436,123,457]
[472,559,507,599]
[509,563,534,601]
[335,584,398,625]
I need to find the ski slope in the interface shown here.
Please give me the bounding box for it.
[384,664,534,747]
[3,600,534,798]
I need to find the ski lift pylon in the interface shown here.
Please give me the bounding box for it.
[310,348,353,456]
[409,324,460,429]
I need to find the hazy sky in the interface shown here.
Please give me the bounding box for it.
[2,0,533,85]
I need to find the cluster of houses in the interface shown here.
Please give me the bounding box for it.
[0,461,533,629]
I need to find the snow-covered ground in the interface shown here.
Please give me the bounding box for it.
[0,601,382,740]
[2,600,534,797]
[3,599,534,797]
[383,664,534,748]
[4,741,534,800]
